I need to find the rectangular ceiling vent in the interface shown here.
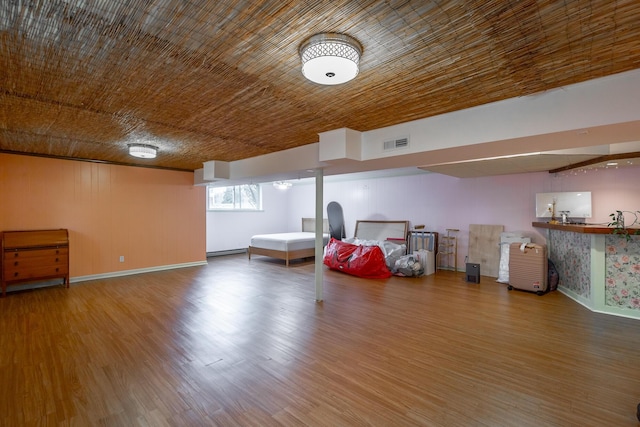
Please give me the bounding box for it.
[383,137,409,151]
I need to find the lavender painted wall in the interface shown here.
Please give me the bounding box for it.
[206,165,640,259]
[287,166,640,269]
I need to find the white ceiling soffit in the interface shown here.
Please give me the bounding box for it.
[294,166,430,185]
[419,153,602,178]
[419,143,640,178]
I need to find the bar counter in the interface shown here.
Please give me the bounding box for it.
[532,221,640,235]
[532,222,640,319]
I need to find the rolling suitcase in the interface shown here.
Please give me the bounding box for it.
[508,243,548,295]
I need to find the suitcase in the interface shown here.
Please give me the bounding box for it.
[508,243,548,295]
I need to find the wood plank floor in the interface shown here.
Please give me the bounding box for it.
[1,254,639,426]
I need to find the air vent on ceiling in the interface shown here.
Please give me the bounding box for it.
[383,137,409,151]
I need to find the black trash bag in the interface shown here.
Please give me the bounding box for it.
[548,259,559,291]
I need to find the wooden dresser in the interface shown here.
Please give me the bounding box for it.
[1,229,69,297]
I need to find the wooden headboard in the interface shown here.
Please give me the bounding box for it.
[302,218,330,233]
[354,220,409,244]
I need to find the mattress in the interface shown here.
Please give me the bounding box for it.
[250,232,329,252]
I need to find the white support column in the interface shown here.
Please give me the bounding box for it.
[315,168,324,302]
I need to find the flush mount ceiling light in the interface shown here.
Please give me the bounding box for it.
[128,144,157,159]
[273,181,292,190]
[299,33,362,85]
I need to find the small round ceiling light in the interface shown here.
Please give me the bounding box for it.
[128,144,157,159]
[273,181,292,190]
[299,33,362,85]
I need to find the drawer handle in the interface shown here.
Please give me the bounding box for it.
[13,272,18,277]
[55,268,59,272]
[55,258,59,262]
[13,253,18,258]
[14,261,18,266]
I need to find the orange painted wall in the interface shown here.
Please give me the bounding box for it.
[0,153,206,278]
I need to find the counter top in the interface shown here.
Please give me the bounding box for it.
[532,221,640,235]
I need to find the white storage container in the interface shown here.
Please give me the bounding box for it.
[497,231,530,283]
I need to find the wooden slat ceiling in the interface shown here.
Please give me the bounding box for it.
[1,0,639,171]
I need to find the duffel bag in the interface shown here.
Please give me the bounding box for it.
[323,238,392,279]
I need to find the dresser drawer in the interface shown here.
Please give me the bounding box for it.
[4,247,68,261]
[4,263,68,282]
[4,252,68,272]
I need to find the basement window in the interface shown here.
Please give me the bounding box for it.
[207,184,262,211]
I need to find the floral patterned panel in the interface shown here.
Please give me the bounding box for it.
[549,230,591,298]
[605,235,640,310]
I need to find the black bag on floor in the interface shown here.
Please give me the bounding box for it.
[548,259,559,292]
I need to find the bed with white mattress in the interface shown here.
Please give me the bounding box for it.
[248,218,329,266]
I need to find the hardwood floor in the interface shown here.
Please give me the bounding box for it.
[1,254,639,426]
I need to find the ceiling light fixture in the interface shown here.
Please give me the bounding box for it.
[299,33,362,85]
[128,144,157,159]
[273,181,292,190]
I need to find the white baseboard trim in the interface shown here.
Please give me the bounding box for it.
[593,305,640,321]
[558,286,640,321]
[69,260,208,284]
[207,249,246,257]
[557,286,592,310]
